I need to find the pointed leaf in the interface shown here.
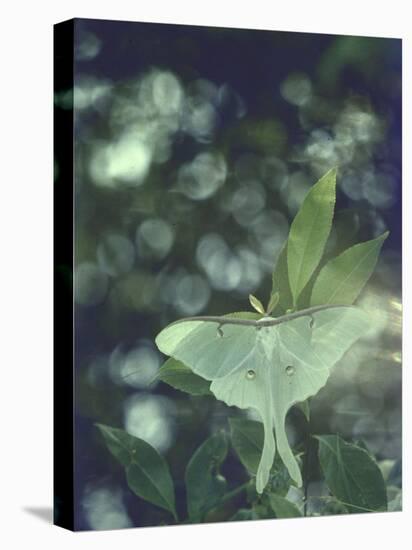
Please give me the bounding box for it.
[157,358,212,396]
[229,418,263,474]
[268,494,302,518]
[287,168,337,305]
[266,291,279,315]
[185,433,228,522]
[230,508,259,521]
[316,435,387,513]
[325,207,361,259]
[96,424,177,519]
[310,232,388,306]
[252,502,276,519]
[249,294,265,314]
[271,243,293,314]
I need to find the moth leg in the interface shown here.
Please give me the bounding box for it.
[309,314,315,329]
[217,324,224,338]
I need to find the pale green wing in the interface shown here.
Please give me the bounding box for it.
[211,316,315,492]
[155,320,257,379]
[210,345,277,494]
[155,306,369,494]
[211,306,369,493]
[309,307,370,364]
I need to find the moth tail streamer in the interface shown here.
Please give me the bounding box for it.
[274,413,303,487]
[256,418,276,494]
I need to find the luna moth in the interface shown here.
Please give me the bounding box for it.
[155,305,369,493]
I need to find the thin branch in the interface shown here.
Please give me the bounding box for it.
[166,304,351,328]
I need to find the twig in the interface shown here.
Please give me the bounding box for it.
[166,304,351,328]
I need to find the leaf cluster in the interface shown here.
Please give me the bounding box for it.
[97,420,395,523]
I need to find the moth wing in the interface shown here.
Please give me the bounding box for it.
[212,306,369,492]
[156,320,258,379]
[156,306,369,493]
[210,343,278,494]
[310,306,370,365]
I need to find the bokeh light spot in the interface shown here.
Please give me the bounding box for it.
[75,262,108,306]
[174,274,211,315]
[89,135,152,189]
[280,73,312,106]
[123,394,176,453]
[75,30,102,61]
[136,218,174,259]
[196,234,242,291]
[110,342,161,389]
[178,152,227,200]
[97,233,135,277]
[82,486,132,530]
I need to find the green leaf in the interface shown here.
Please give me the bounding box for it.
[249,294,265,314]
[229,418,263,474]
[266,291,279,315]
[315,435,387,513]
[252,502,275,519]
[325,208,361,259]
[310,231,389,306]
[271,243,293,314]
[308,496,348,516]
[287,168,337,306]
[96,424,177,519]
[268,494,302,518]
[157,357,212,396]
[378,459,396,483]
[230,508,259,521]
[185,432,228,522]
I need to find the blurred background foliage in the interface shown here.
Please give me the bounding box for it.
[55,19,401,529]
